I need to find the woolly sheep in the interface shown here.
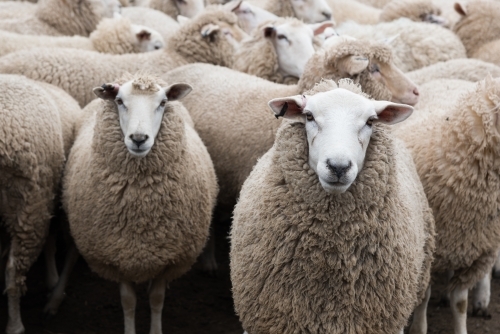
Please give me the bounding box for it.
[406,58,500,86]
[121,6,180,43]
[246,0,332,23]
[233,18,333,83]
[63,74,217,334]
[0,0,121,36]
[379,0,448,25]
[165,38,420,211]
[0,5,247,107]
[137,0,205,18]
[336,18,466,72]
[0,74,82,334]
[231,0,279,33]
[393,76,500,334]
[0,1,36,19]
[0,17,165,57]
[230,79,435,334]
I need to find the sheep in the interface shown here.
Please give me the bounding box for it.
[0,1,36,20]
[232,18,333,83]
[121,6,180,43]
[231,0,279,33]
[393,76,500,334]
[0,17,165,57]
[136,0,205,18]
[246,0,332,23]
[230,79,435,334]
[165,37,419,212]
[0,0,121,36]
[0,5,247,107]
[63,73,217,334]
[406,58,500,86]
[336,18,466,72]
[379,0,448,25]
[0,74,82,334]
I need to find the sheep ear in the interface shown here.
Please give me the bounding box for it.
[337,55,369,76]
[268,95,306,122]
[372,101,413,125]
[136,30,151,41]
[177,15,190,25]
[201,23,220,38]
[165,83,192,101]
[263,25,276,38]
[454,2,467,16]
[224,0,243,12]
[93,83,120,100]
[309,21,335,35]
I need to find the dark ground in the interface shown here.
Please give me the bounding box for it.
[1,222,499,334]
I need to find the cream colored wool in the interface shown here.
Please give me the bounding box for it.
[231,81,434,333]
[121,7,180,43]
[471,39,500,67]
[64,74,217,284]
[357,0,391,8]
[394,77,500,290]
[247,0,294,18]
[0,74,80,299]
[413,79,473,111]
[0,5,244,107]
[328,0,381,25]
[0,0,118,36]
[148,0,182,18]
[453,0,500,58]
[406,58,500,86]
[0,1,36,19]
[166,39,416,210]
[0,17,164,57]
[336,18,466,72]
[379,0,442,23]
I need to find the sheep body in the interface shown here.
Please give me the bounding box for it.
[0,1,36,19]
[64,74,218,284]
[328,0,381,25]
[121,7,180,44]
[230,81,434,333]
[336,18,466,72]
[0,6,242,107]
[471,40,500,67]
[0,17,164,57]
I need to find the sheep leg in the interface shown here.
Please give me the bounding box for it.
[440,270,454,306]
[120,281,137,334]
[5,239,24,334]
[44,231,59,290]
[450,287,468,334]
[471,272,491,318]
[149,276,167,334]
[493,251,500,278]
[198,227,218,273]
[44,243,79,317]
[409,286,431,334]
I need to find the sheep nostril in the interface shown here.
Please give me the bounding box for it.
[322,12,332,20]
[413,88,420,96]
[130,134,149,147]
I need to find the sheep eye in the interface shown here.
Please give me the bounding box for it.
[305,112,314,121]
[154,45,160,50]
[160,100,167,108]
[366,117,374,127]
[277,34,288,41]
[115,98,123,106]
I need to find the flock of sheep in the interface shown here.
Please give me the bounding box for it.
[0,0,500,333]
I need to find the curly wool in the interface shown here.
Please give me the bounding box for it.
[0,1,36,20]
[231,109,434,333]
[395,77,500,290]
[64,75,217,283]
[379,0,441,22]
[0,75,67,293]
[148,0,180,18]
[453,0,500,57]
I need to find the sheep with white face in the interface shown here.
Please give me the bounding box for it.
[269,89,413,193]
[93,81,192,158]
[290,0,332,23]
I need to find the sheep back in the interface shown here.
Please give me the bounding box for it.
[231,119,433,333]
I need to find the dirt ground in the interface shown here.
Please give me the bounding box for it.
[1,222,500,334]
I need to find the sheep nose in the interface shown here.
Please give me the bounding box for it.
[326,160,352,179]
[130,133,149,147]
[322,11,332,20]
[413,87,419,96]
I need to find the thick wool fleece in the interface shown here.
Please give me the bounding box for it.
[0,75,66,293]
[148,0,180,18]
[166,40,406,209]
[379,0,442,23]
[247,0,294,18]
[453,0,500,57]
[357,0,391,8]
[406,58,500,86]
[0,0,114,36]
[0,6,241,107]
[0,1,36,20]
[64,76,217,283]
[414,79,474,112]
[231,113,434,333]
[328,0,381,25]
[122,7,180,43]
[471,40,500,67]
[337,19,466,72]
[0,17,158,57]
[394,77,500,290]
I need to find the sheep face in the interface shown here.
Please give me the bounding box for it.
[174,0,205,18]
[93,80,192,157]
[289,0,332,23]
[132,25,166,52]
[269,89,412,194]
[233,1,279,34]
